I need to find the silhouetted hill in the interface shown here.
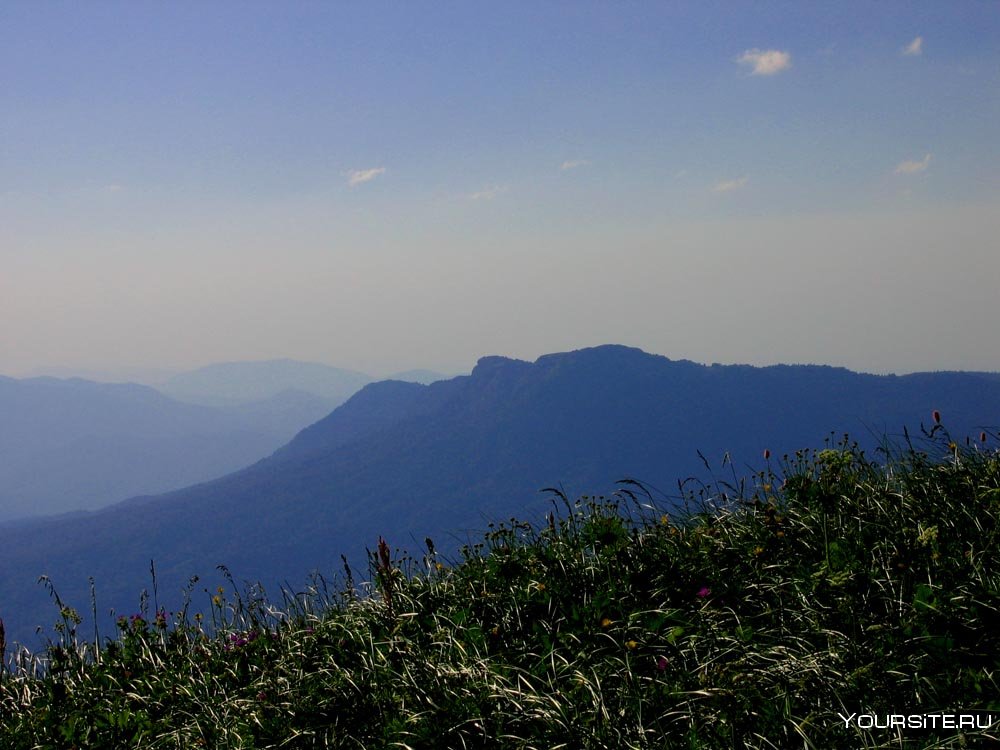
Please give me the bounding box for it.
[0,376,336,522]
[1,346,997,649]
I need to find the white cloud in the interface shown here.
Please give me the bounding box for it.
[903,36,923,56]
[469,185,507,201]
[346,167,386,186]
[560,159,590,171]
[894,154,931,175]
[712,176,749,193]
[736,49,792,76]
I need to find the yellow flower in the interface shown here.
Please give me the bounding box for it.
[435,562,444,571]
[753,546,764,556]
[212,595,222,606]
[535,582,546,592]
[625,639,638,650]
[600,617,613,629]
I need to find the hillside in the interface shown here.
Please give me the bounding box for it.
[0,345,998,649]
[2,434,998,748]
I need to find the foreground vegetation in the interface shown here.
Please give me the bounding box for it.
[2,423,999,748]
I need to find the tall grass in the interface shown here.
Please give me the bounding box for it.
[1,425,998,748]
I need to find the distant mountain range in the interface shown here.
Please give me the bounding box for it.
[1,345,997,649]
[0,360,455,523]
[0,376,336,523]
[158,359,375,406]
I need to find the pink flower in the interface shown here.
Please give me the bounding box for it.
[656,656,669,671]
[696,586,711,598]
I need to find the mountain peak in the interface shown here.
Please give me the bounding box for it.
[472,355,529,376]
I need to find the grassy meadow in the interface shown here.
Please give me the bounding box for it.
[1,422,999,748]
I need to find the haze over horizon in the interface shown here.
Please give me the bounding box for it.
[3,3,998,379]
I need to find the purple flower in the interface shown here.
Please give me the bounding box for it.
[696,586,711,599]
[656,656,669,671]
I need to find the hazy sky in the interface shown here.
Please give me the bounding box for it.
[2,2,998,379]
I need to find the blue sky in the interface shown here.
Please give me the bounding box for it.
[2,2,999,378]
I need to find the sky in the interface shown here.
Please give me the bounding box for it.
[2,1,999,380]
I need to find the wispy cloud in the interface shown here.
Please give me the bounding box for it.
[736,49,792,76]
[560,159,590,171]
[469,184,507,201]
[712,176,749,193]
[894,154,931,175]
[902,36,923,56]
[346,167,386,187]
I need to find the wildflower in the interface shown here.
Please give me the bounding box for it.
[600,617,613,629]
[763,449,771,460]
[949,442,958,452]
[535,582,546,592]
[212,595,222,607]
[656,655,669,671]
[932,410,941,424]
[435,562,444,571]
[626,639,638,650]
[660,514,670,525]
[377,536,391,572]
[776,530,785,538]
[982,432,988,443]
[753,546,764,556]
[696,586,711,598]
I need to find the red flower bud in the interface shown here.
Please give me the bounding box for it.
[932,410,941,424]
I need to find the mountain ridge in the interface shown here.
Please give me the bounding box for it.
[1,345,998,648]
